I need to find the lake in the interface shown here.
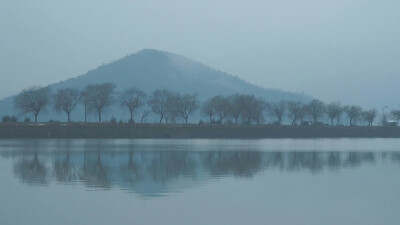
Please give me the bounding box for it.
[0,138,399,225]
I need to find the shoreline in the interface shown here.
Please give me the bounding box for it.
[1,123,400,139]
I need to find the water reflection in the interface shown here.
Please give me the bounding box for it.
[14,152,49,185]
[3,148,400,196]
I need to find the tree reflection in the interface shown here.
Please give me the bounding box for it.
[120,151,145,184]
[7,150,396,195]
[391,152,400,162]
[285,152,324,172]
[202,151,262,177]
[82,151,110,188]
[327,152,341,169]
[264,152,284,169]
[13,152,49,185]
[149,151,198,182]
[53,152,80,183]
[343,152,375,167]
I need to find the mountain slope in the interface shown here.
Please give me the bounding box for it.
[1,49,312,122]
[48,49,310,101]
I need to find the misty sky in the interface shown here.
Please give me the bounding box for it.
[1,0,399,109]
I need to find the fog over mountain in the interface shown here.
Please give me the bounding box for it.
[0,49,310,122]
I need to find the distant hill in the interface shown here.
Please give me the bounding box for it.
[0,49,312,122]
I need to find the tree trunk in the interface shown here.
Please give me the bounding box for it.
[98,111,102,123]
[130,110,134,123]
[84,103,87,123]
[185,117,188,124]
[330,118,334,127]
[34,113,38,124]
[67,112,70,123]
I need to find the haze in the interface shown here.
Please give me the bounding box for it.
[1,0,399,108]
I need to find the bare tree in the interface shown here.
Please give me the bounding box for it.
[205,96,230,124]
[251,98,266,125]
[233,95,266,125]
[14,87,51,124]
[214,96,231,123]
[335,106,344,126]
[83,83,115,123]
[287,101,303,125]
[266,101,286,124]
[344,105,362,126]
[140,110,150,123]
[80,89,90,123]
[179,94,198,124]
[297,105,307,124]
[390,110,400,121]
[148,89,170,123]
[363,109,377,126]
[202,100,215,123]
[326,102,343,127]
[164,92,181,123]
[227,94,243,124]
[120,87,146,123]
[239,95,261,124]
[54,88,81,122]
[305,99,325,124]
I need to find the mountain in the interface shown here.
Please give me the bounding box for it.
[48,49,310,100]
[0,49,312,122]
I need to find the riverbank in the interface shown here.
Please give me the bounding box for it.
[1,123,400,139]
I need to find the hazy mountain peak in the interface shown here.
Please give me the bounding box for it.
[3,49,312,103]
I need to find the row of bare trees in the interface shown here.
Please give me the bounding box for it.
[14,84,115,123]
[13,83,399,125]
[202,97,387,126]
[14,83,198,124]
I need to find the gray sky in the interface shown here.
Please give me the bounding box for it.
[1,0,399,109]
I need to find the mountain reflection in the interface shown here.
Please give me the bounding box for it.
[5,150,400,196]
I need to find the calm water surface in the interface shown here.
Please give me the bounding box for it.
[0,138,400,225]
